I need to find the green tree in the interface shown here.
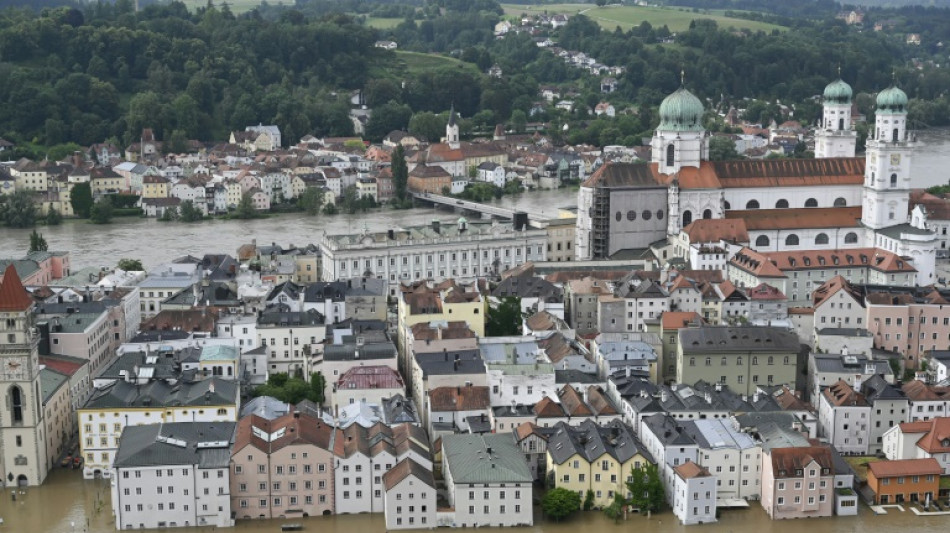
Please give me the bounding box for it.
[708,136,741,161]
[70,182,93,218]
[510,109,528,134]
[408,112,445,143]
[340,185,360,214]
[178,200,203,222]
[299,187,325,216]
[323,202,338,215]
[234,193,259,219]
[486,296,523,336]
[0,191,38,228]
[365,101,413,142]
[28,230,47,252]
[89,197,114,224]
[603,493,626,523]
[160,206,179,222]
[392,145,409,202]
[45,208,62,226]
[583,489,595,511]
[626,463,665,514]
[542,487,581,522]
[117,258,144,271]
[309,372,326,404]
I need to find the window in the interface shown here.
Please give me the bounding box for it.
[746,200,759,209]
[682,210,692,227]
[804,198,818,207]
[755,235,770,247]
[703,209,712,220]
[775,199,789,209]
[666,144,675,167]
[785,234,799,246]
[844,232,858,244]
[815,233,829,245]
[834,197,846,207]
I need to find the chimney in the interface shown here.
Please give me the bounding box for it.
[625,366,631,378]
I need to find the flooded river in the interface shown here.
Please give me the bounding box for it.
[0,189,578,270]
[3,468,949,533]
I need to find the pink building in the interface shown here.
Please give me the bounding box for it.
[761,446,835,520]
[0,251,71,287]
[865,285,950,368]
[231,412,337,519]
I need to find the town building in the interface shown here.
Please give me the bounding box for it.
[441,433,533,527]
[817,380,871,455]
[110,422,236,529]
[866,458,941,505]
[882,417,950,474]
[671,461,718,525]
[382,458,437,529]
[760,446,835,520]
[230,411,336,519]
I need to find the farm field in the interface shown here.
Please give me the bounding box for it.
[179,0,293,13]
[500,3,785,33]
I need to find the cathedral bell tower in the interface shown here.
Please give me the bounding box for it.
[651,74,707,175]
[814,74,857,158]
[862,84,913,230]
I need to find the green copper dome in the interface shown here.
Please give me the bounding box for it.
[823,79,852,104]
[658,87,704,131]
[876,86,908,114]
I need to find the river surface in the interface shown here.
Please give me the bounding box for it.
[0,190,578,270]
[2,467,949,533]
[0,129,949,269]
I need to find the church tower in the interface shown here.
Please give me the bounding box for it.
[861,85,913,230]
[445,105,460,149]
[651,76,707,175]
[0,265,48,487]
[814,76,857,158]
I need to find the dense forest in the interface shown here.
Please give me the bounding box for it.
[0,0,948,154]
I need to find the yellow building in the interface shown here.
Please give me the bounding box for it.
[396,280,486,366]
[546,420,655,509]
[141,174,169,198]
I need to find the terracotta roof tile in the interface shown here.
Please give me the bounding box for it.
[868,458,941,478]
[725,206,862,230]
[682,218,749,243]
[769,445,834,478]
[661,311,703,330]
[714,157,864,187]
[0,264,33,311]
[428,386,490,412]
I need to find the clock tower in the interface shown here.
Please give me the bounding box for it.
[0,264,47,487]
[861,85,914,230]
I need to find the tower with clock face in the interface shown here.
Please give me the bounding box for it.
[0,265,48,487]
[861,85,914,231]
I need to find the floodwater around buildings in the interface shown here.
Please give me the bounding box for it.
[3,468,950,533]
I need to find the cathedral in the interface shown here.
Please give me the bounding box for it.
[576,77,937,285]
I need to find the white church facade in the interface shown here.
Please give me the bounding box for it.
[576,77,938,285]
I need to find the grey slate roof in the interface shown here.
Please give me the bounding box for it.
[40,367,68,403]
[258,309,325,326]
[113,422,236,468]
[860,374,906,402]
[240,396,293,420]
[415,349,486,377]
[382,395,420,424]
[442,434,532,484]
[642,413,697,446]
[492,276,563,302]
[323,342,396,361]
[810,353,890,374]
[680,326,800,354]
[547,419,653,465]
[733,412,810,451]
[83,377,237,409]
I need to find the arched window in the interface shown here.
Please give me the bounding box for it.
[775,199,789,209]
[834,197,846,207]
[890,174,898,187]
[10,386,23,424]
[724,201,731,210]
[838,118,844,131]
[815,233,829,245]
[844,232,858,244]
[746,200,759,210]
[785,234,799,246]
[666,144,675,167]
[755,235,770,247]
[682,210,692,227]
[703,209,712,220]
[892,128,899,142]
[805,198,818,208]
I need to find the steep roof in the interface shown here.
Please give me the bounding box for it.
[674,461,711,479]
[442,433,532,484]
[428,386,490,412]
[582,162,661,188]
[382,458,435,490]
[682,218,749,244]
[914,417,950,454]
[0,264,33,311]
[823,379,868,407]
[713,158,864,187]
[769,446,834,478]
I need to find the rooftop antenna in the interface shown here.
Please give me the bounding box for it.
[680,69,686,87]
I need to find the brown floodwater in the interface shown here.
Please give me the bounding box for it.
[3,468,949,533]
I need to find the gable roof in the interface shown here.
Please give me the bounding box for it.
[769,446,834,478]
[383,458,435,490]
[682,218,749,244]
[428,386,490,412]
[868,457,941,478]
[713,157,864,188]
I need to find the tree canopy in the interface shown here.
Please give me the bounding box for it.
[542,487,581,522]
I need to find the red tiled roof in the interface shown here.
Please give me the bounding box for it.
[674,461,710,479]
[769,446,834,478]
[682,218,749,243]
[336,365,404,390]
[714,157,864,188]
[868,458,941,478]
[725,206,862,230]
[661,311,702,330]
[428,386,490,412]
[0,265,33,311]
[915,417,950,454]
